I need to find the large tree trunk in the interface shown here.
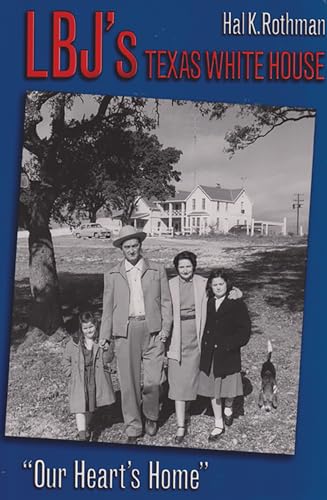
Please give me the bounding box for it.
[121,200,135,225]
[89,209,97,223]
[28,185,63,335]
[121,213,131,225]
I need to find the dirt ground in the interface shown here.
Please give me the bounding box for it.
[5,234,307,455]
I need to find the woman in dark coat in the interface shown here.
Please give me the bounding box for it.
[198,269,251,441]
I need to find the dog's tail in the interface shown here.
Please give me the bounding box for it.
[267,339,273,361]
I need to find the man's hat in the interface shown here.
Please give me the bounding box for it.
[113,225,147,248]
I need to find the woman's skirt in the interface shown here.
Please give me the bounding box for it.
[168,318,200,401]
[198,369,243,399]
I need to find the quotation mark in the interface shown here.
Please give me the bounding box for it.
[199,461,209,470]
[23,460,33,469]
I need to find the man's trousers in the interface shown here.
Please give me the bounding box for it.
[115,318,165,437]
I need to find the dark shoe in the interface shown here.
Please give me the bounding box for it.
[78,431,88,441]
[127,436,139,444]
[208,426,225,442]
[224,413,233,427]
[145,418,158,437]
[175,426,187,444]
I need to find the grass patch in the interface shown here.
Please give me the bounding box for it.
[6,237,305,454]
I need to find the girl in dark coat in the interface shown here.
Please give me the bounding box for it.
[63,311,115,440]
[198,269,251,441]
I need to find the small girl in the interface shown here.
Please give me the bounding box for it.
[198,269,251,441]
[63,311,115,441]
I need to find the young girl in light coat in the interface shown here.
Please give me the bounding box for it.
[63,311,115,440]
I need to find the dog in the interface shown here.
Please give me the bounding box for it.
[258,340,277,412]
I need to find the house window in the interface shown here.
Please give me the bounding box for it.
[217,201,220,211]
[225,203,228,211]
[192,199,196,210]
[216,217,220,229]
[192,217,195,226]
[197,217,200,227]
[241,201,245,214]
[158,221,161,228]
[202,198,206,210]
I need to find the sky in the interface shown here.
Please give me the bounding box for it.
[32,93,315,233]
[150,100,314,234]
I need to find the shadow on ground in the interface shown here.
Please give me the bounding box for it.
[11,246,306,346]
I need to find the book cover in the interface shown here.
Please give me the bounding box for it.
[0,1,326,499]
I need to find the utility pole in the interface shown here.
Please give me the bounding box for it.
[292,194,304,236]
[192,109,197,187]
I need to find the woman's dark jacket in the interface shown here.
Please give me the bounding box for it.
[200,297,251,378]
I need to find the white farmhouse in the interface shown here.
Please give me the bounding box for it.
[130,184,253,235]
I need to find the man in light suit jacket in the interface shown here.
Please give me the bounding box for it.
[99,225,172,443]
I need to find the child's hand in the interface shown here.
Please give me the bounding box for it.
[100,339,109,350]
[102,341,115,363]
[158,330,169,343]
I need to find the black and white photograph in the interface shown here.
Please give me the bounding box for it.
[5,91,314,455]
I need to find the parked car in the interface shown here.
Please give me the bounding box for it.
[229,224,248,234]
[73,223,111,239]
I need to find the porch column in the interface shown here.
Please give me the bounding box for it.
[168,202,172,230]
[282,217,287,236]
[181,203,185,235]
[251,218,254,236]
[149,210,153,236]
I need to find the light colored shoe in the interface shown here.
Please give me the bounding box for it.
[208,426,225,442]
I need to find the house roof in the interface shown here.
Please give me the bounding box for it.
[140,185,245,207]
[142,196,160,209]
[163,190,191,202]
[111,209,124,219]
[198,185,244,202]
